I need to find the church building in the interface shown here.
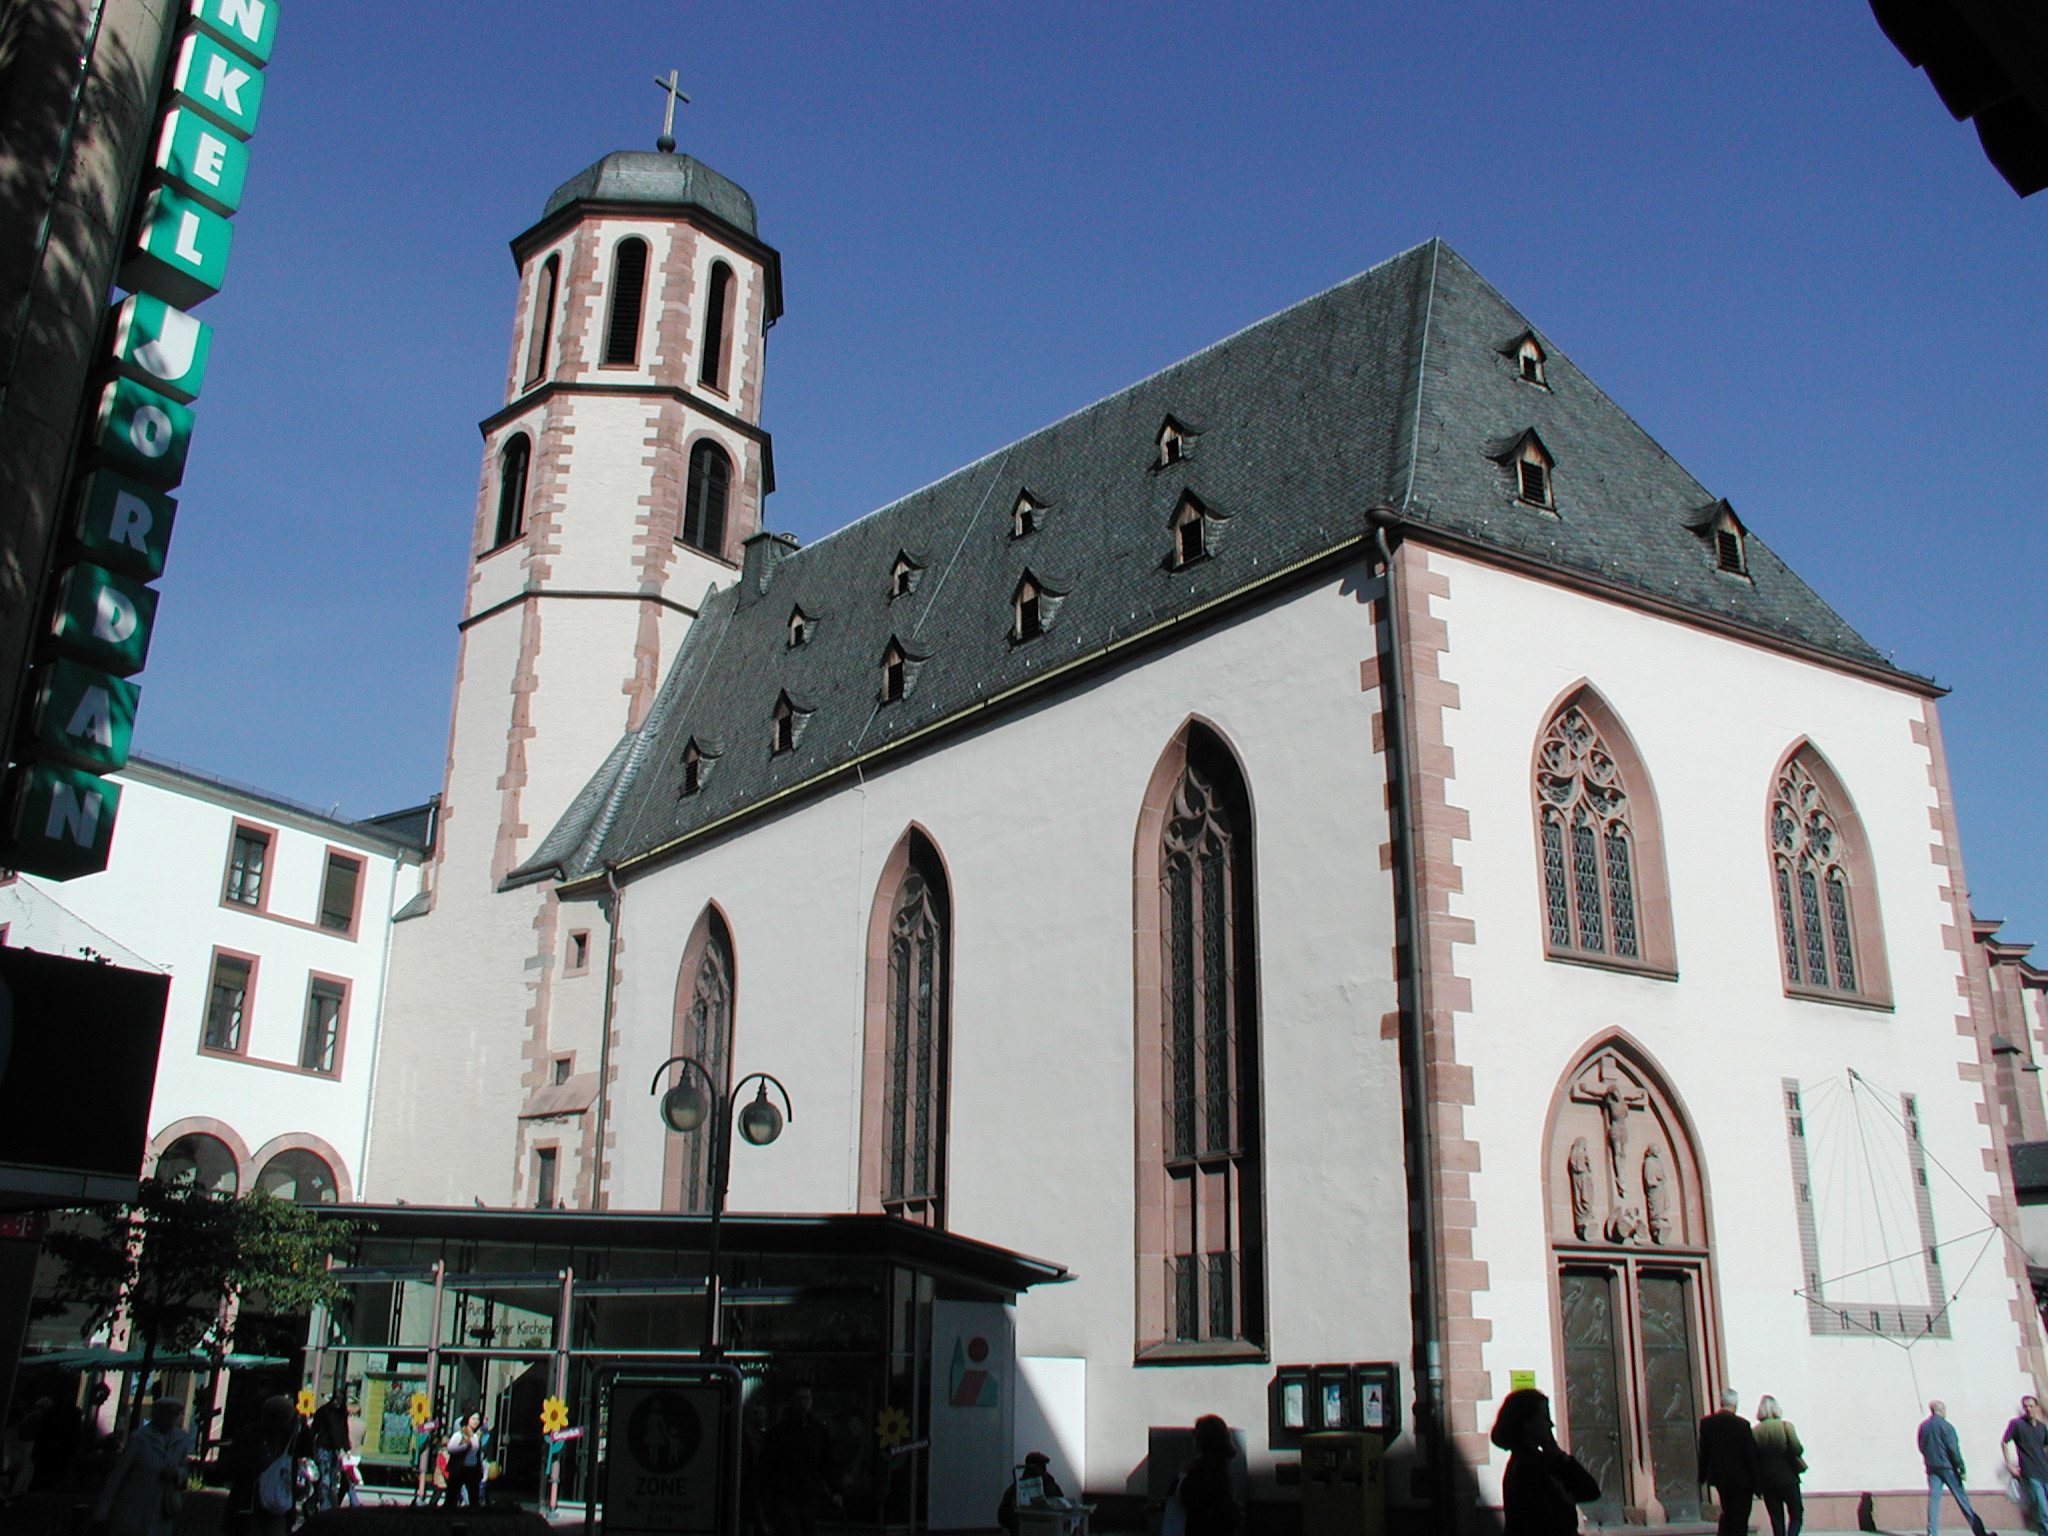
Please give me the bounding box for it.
[363,139,2048,1530]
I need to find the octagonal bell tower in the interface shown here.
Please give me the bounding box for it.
[368,149,783,1208]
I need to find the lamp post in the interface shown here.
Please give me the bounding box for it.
[649,1056,793,1357]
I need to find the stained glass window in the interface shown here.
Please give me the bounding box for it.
[675,923,733,1213]
[1536,705,1639,960]
[1771,758,1861,994]
[883,854,947,1226]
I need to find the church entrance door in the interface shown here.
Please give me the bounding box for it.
[1545,1040,1721,1525]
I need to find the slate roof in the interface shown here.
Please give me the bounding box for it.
[541,151,759,237]
[520,239,1911,887]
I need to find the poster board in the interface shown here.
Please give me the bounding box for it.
[597,1366,740,1536]
[360,1372,426,1465]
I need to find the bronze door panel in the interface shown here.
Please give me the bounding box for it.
[1559,1267,1626,1523]
[1638,1271,1701,1522]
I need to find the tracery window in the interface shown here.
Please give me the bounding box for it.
[669,912,733,1212]
[1771,755,1868,997]
[1135,724,1263,1354]
[493,434,531,549]
[1531,689,1676,976]
[523,255,559,388]
[1537,705,1639,960]
[860,834,951,1227]
[699,261,733,390]
[683,440,730,557]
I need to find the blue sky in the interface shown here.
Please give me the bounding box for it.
[141,2,2048,944]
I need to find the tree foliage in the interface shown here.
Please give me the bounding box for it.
[41,1178,358,1418]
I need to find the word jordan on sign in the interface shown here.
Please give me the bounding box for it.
[4,0,277,880]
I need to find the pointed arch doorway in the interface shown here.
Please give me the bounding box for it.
[1544,1036,1724,1526]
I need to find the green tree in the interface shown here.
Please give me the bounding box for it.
[41,1177,357,1429]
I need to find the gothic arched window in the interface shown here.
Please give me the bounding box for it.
[700,261,733,390]
[523,254,560,388]
[493,434,531,549]
[1770,746,1889,1005]
[859,830,951,1227]
[1532,688,1676,975]
[683,440,730,557]
[603,237,649,367]
[1134,723,1264,1354]
[664,907,735,1212]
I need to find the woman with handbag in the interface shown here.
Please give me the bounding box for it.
[93,1399,193,1536]
[1752,1396,1806,1536]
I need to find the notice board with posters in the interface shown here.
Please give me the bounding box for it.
[598,1366,740,1536]
[0,947,167,1203]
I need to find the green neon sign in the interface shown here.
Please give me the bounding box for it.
[92,377,194,488]
[171,30,264,140]
[124,185,233,310]
[112,292,211,402]
[154,106,248,215]
[190,0,278,68]
[50,562,158,677]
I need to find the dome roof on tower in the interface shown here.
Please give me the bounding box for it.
[541,151,759,237]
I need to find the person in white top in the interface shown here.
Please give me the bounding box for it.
[94,1399,193,1536]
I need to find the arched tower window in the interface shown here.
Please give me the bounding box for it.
[700,261,733,390]
[1769,745,1890,1005]
[523,254,560,388]
[1533,687,1676,975]
[683,440,731,557]
[1134,723,1264,1353]
[603,237,649,367]
[663,907,735,1213]
[859,830,951,1227]
[493,434,531,549]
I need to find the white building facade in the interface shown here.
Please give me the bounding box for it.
[0,754,428,1202]
[362,145,2048,1532]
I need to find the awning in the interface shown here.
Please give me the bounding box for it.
[24,1346,290,1371]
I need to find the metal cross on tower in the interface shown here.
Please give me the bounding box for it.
[653,70,690,153]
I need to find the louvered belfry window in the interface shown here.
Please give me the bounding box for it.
[883,856,948,1226]
[1772,759,1859,993]
[683,440,730,556]
[1537,705,1639,959]
[603,238,649,366]
[676,926,733,1212]
[1162,759,1252,1342]
[1518,456,1550,506]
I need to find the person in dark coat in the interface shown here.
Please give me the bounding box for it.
[1177,1415,1241,1536]
[762,1387,839,1536]
[2003,1395,2048,1536]
[1751,1396,1806,1536]
[1921,1400,1988,1536]
[1490,1388,1601,1536]
[1699,1389,1760,1536]
[998,1450,1064,1534]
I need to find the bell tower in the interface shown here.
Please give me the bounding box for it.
[367,145,784,1207]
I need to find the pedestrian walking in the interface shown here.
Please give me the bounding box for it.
[1752,1396,1806,1536]
[761,1387,839,1536]
[1699,1389,1760,1536]
[442,1411,488,1507]
[1920,1400,1988,1536]
[1490,1388,1601,1536]
[92,1399,193,1536]
[310,1387,354,1510]
[2004,1396,2048,1534]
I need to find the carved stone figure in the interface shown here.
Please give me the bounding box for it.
[1568,1137,1595,1240]
[1643,1144,1674,1245]
[1572,1056,1651,1244]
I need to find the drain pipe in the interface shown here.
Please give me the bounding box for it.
[587,863,624,1209]
[1369,504,1452,1526]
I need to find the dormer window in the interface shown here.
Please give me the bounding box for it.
[788,606,812,648]
[680,741,703,797]
[1156,416,1196,468]
[1491,430,1556,510]
[1692,500,1750,577]
[1012,493,1044,539]
[771,696,795,755]
[890,553,922,599]
[1517,335,1547,386]
[1715,528,1745,574]
[882,642,907,703]
[1172,496,1207,567]
[1014,576,1043,640]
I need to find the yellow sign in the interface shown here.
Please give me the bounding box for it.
[876,1405,911,1448]
[1509,1370,1537,1393]
[295,1388,315,1418]
[541,1395,569,1434]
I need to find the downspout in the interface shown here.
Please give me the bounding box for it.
[1371,505,1451,1525]
[587,863,624,1209]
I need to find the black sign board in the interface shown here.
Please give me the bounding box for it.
[1268,1362,1404,1450]
[0,946,168,1203]
[589,1364,741,1536]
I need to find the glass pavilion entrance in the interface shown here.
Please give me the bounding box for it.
[307,1207,1066,1527]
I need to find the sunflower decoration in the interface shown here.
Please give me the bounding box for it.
[875,1406,911,1450]
[408,1391,432,1429]
[540,1396,570,1435]
[295,1388,316,1418]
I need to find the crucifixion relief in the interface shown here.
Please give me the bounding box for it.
[1571,1055,1655,1244]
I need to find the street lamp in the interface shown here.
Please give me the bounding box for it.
[649,1056,794,1356]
